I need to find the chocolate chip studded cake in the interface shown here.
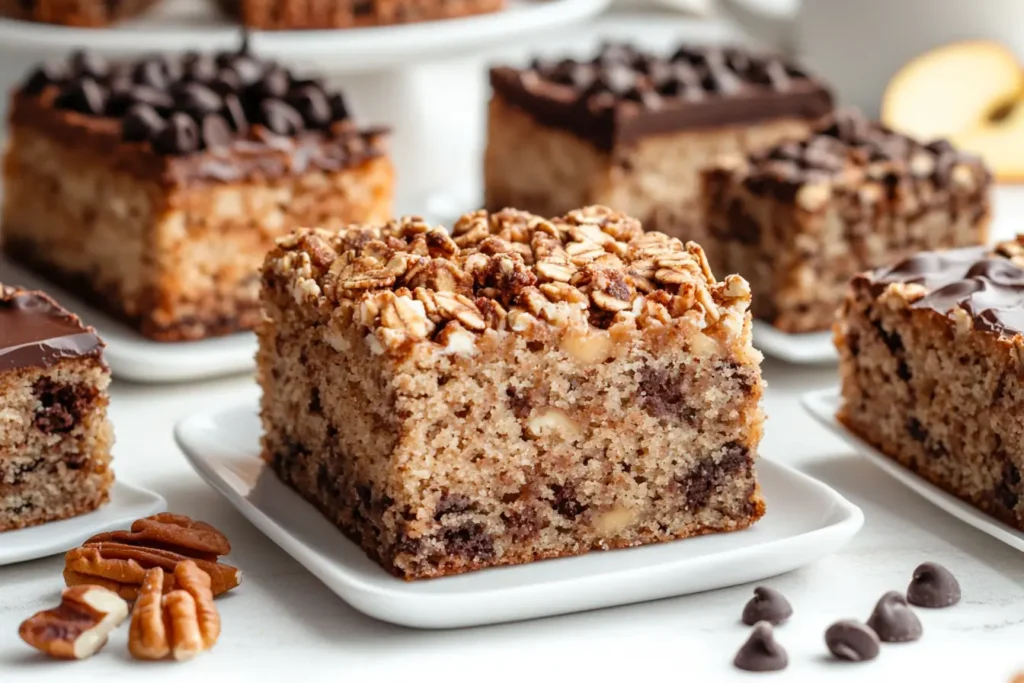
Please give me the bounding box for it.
[217,0,503,28]
[484,43,834,240]
[0,0,157,26]
[2,46,393,342]
[836,248,1024,531]
[258,205,766,579]
[703,111,991,333]
[0,285,114,532]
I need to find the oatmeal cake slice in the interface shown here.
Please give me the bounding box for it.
[836,248,1024,531]
[258,205,765,579]
[0,285,114,531]
[3,45,393,342]
[485,42,833,240]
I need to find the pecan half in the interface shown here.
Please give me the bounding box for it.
[85,513,231,561]
[19,586,129,660]
[129,562,221,662]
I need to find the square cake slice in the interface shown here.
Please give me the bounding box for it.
[703,112,991,333]
[484,42,833,239]
[3,45,393,341]
[835,248,1024,531]
[258,205,765,579]
[0,285,114,531]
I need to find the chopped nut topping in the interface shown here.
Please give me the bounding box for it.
[263,206,753,352]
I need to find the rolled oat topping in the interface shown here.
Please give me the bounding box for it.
[266,206,752,349]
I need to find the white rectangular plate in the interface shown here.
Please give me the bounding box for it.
[802,388,1024,552]
[1,481,166,565]
[752,321,837,365]
[0,257,257,384]
[174,394,864,629]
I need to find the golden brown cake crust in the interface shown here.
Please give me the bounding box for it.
[0,0,158,26]
[259,206,766,580]
[218,0,504,29]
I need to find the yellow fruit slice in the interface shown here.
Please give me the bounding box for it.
[951,102,1024,183]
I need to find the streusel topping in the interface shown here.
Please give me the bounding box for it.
[266,206,752,351]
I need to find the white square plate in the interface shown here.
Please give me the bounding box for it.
[802,387,1024,552]
[173,392,864,629]
[0,257,257,384]
[1,480,166,566]
[752,321,837,365]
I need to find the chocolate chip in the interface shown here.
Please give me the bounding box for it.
[906,562,961,609]
[221,92,248,132]
[181,52,218,83]
[54,78,108,115]
[288,85,331,127]
[200,114,234,150]
[260,99,304,135]
[152,112,200,155]
[733,622,788,672]
[122,104,165,142]
[742,586,793,626]
[133,58,169,90]
[69,50,108,79]
[866,591,922,643]
[210,67,242,95]
[20,62,65,95]
[33,379,94,435]
[590,63,636,96]
[252,66,291,100]
[225,54,265,86]
[327,92,349,122]
[825,620,880,662]
[115,85,174,114]
[174,82,222,116]
[443,522,494,559]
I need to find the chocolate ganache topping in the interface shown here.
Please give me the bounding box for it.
[18,39,357,156]
[490,42,833,150]
[0,286,104,372]
[866,248,1024,336]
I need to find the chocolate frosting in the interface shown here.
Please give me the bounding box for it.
[490,42,833,151]
[0,286,104,372]
[864,248,1024,336]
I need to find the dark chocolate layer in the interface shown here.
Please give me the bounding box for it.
[741,111,989,198]
[13,44,389,185]
[860,248,1024,336]
[489,42,833,151]
[0,285,104,372]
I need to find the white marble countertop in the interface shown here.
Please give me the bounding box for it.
[2,10,1024,683]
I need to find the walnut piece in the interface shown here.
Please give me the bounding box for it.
[19,585,129,660]
[129,562,222,662]
[64,513,241,600]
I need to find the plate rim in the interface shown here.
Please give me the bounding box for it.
[801,386,1024,552]
[0,479,167,565]
[174,396,865,627]
[751,320,838,365]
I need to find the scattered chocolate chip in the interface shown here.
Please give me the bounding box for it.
[174,82,222,116]
[210,67,242,95]
[733,622,788,672]
[54,78,108,115]
[906,562,961,609]
[866,591,922,643]
[126,85,174,112]
[152,112,200,155]
[252,66,291,100]
[221,92,248,132]
[133,58,169,90]
[200,114,234,150]
[260,99,304,135]
[825,620,880,662]
[181,52,218,83]
[288,85,332,127]
[327,92,349,122]
[122,104,165,142]
[742,586,793,626]
[20,62,65,95]
[69,50,108,79]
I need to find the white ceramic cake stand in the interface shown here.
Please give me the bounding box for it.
[0,0,614,207]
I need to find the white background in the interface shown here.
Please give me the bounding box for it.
[1,6,1024,682]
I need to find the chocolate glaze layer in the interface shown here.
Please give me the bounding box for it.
[862,248,1024,336]
[489,43,833,151]
[0,285,104,372]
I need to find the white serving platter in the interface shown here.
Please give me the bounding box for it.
[1,481,166,566]
[0,0,614,70]
[752,321,837,365]
[0,257,258,384]
[174,392,864,629]
[802,387,1024,552]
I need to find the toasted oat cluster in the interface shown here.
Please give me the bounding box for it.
[268,205,754,352]
[260,206,765,580]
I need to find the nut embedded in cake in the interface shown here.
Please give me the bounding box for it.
[702,110,992,333]
[0,284,114,532]
[2,46,394,342]
[257,205,766,580]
